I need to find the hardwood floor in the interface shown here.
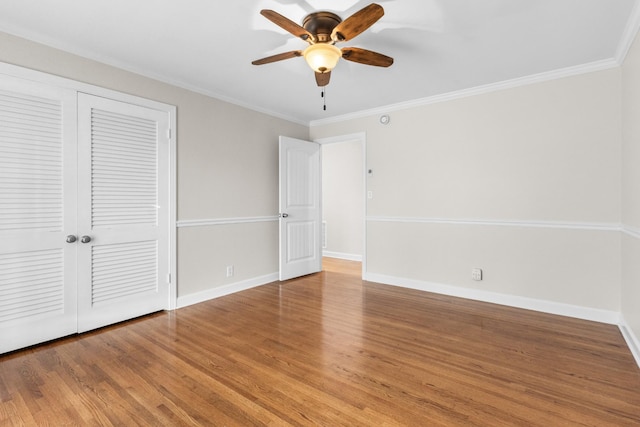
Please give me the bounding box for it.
[1,258,639,426]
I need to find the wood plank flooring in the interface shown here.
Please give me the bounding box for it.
[1,258,639,426]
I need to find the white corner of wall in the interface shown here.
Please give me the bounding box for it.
[363,272,621,325]
[619,317,640,369]
[176,273,279,309]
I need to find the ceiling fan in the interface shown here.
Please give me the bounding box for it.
[252,3,393,87]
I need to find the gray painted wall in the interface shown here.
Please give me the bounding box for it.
[311,69,622,315]
[622,29,640,358]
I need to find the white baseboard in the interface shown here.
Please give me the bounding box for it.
[175,268,639,369]
[619,317,640,369]
[364,272,621,325]
[177,273,278,309]
[323,251,363,262]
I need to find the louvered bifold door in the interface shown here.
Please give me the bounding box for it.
[77,94,169,333]
[0,76,78,354]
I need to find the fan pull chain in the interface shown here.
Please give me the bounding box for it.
[321,87,327,111]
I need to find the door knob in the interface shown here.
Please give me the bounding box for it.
[80,235,92,243]
[280,213,289,218]
[66,235,77,243]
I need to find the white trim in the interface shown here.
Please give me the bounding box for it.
[310,59,619,127]
[619,317,640,369]
[177,216,279,228]
[622,224,640,240]
[0,62,174,114]
[314,132,367,145]
[4,13,636,129]
[367,216,620,232]
[322,220,327,249]
[314,132,368,278]
[0,31,307,126]
[364,272,621,325]
[168,107,178,311]
[323,251,363,262]
[4,26,632,129]
[176,273,278,309]
[367,216,640,239]
[361,136,368,279]
[615,0,640,64]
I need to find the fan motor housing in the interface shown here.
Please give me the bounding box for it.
[303,12,342,42]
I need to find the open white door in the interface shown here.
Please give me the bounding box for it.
[279,136,322,281]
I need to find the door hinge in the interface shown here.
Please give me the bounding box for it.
[166,128,171,139]
[166,273,171,284]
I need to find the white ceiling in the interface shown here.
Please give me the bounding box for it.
[0,0,637,124]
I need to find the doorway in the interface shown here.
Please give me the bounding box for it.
[316,133,366,276]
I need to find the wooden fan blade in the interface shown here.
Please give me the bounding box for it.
[261,10,315,42]
[252,50,302,65]
[341,47,393,67]
[331,3,384,42]
[315,71,331,87]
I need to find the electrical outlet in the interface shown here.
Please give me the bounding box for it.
[472,268,483,281]
[226,265,234,277]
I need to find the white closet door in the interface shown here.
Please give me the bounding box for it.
[77,94,170,333]
[0,77,78,354]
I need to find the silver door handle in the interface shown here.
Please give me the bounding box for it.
[280,213,289,218]
[66,235,77,243]
[81,235,92,243]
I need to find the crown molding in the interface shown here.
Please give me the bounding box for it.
[615,0,640,64]
[0,28,309,126]
[311,1,640,127]
[310,59,619,127]
[4,3,637,131]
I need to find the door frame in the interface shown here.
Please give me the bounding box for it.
[314,132,367,278]
[0,61,178,311]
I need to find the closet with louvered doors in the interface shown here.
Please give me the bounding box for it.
[0,74,172,354]
[0,76,78,354]
[76,93,170,334]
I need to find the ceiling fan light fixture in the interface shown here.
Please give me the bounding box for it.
[303,43,342,73]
